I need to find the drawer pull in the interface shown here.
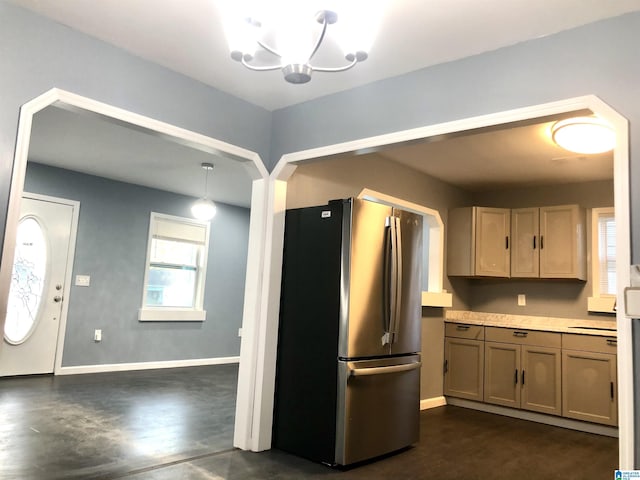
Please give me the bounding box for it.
[513,331,528,338]
[521,370,525,386]
[514,369,518,385]
[456,325,471,331]
[606,339,617,347]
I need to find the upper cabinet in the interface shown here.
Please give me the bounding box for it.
[449,204,586,280]
[447,207,510,278]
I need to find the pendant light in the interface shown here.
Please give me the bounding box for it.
[191,162,217,220]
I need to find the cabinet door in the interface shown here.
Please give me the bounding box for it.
[444,338,484,401]
[539,205,586,280]
[484,342,520,407]
[521,346,561,416]
[511,208,539,278]
[562,350,617,426]
[475,207,510,277]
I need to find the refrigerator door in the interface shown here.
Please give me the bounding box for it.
[390,208,423,356]
[339,198,393,359]
[335,355,421,465]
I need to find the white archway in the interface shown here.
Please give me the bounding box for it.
[252,95,633,468]
[0,88,269,451]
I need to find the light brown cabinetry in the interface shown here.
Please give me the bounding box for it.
[447,207,510,278]
[511,205,586,280]
[484,327,562,416]
[443,324,484,401]
[562,334,617,426]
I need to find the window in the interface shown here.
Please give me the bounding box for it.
[588,207,616,313]
[138,213,210,321]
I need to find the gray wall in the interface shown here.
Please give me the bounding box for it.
[25,163,249,366]
[0,2,270,255]
[272,13,640,461]
[465,180,614,319]
[287,153,471,401]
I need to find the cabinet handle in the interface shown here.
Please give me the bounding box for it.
[513,331,528,338]
[521,370,525,385]
[514,369,518,385]
[505,236,509,249]
[611,382,614,400]
[456,325,471,331]
[540,235,544,249]
[606,339,617,347]
[444,359,449,374]
[533,236,536,249]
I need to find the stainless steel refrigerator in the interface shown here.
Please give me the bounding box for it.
[273,197,422,466]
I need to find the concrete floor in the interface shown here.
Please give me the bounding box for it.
[0,365,618,479]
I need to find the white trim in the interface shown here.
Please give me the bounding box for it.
[57,356,240,375]
[0,88,268,454]
[18,192,81,378]
[357,188,447,301]
[138,309,207,321]
[259,95,633,466]
[420,396,447,410]
[447,398,619,438]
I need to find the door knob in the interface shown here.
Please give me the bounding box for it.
[53,296,63,303]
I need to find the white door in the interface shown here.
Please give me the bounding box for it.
[0,196,75,376]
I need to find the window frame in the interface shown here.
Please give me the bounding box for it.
[588,206,616,313]
[138,212,211,321]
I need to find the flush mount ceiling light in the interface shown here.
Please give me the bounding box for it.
[220,1,383,84]
[551,116,615,154]
[191,163,217,221]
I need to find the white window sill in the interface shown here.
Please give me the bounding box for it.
[138,308,206,322]
[587,296,616,314]
[422,291,453,308]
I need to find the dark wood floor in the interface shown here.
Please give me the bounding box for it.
[0,365,618,480]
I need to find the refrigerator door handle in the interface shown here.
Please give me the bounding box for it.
[349,361,421,377]
[391,216,403,343]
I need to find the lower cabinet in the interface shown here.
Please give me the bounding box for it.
[443,323,484,401]
[484,341,561,416]
[444,323,617,427]
[562,334,617,426]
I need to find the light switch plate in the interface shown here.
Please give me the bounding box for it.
[75,275,91,287]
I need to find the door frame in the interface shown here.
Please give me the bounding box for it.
[257,95,633,468]
[13,192,81,375]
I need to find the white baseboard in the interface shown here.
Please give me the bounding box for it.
[446,397,619,438]
[420,396,447,410]
[56,356,240,376]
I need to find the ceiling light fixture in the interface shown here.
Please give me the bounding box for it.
[191,163,217,221]
[221,2,381,84]
[551,116,615,154]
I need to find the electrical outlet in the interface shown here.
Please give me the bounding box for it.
[517,294,526,306]
[94,329,102,342]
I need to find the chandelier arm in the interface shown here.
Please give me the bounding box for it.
[256,39,283,59]
[307,16,329,62]
[312,58,358,73]
[240,57,283,72]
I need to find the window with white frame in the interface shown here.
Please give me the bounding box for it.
[588,207,616,313]
[138,212,210,321]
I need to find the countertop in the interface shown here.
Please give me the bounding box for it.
[445,310,617,337]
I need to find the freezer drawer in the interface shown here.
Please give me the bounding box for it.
[336,355,420,465]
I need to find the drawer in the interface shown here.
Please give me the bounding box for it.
[562,333,617,354]
[445,323,484,340]
[485,327,561,348]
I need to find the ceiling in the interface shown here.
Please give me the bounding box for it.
[9,0,640,111]
[15,2,624,203]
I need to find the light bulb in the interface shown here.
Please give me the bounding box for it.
[191,198,217,220]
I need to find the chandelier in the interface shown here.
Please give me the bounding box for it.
[221,2,382,84]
